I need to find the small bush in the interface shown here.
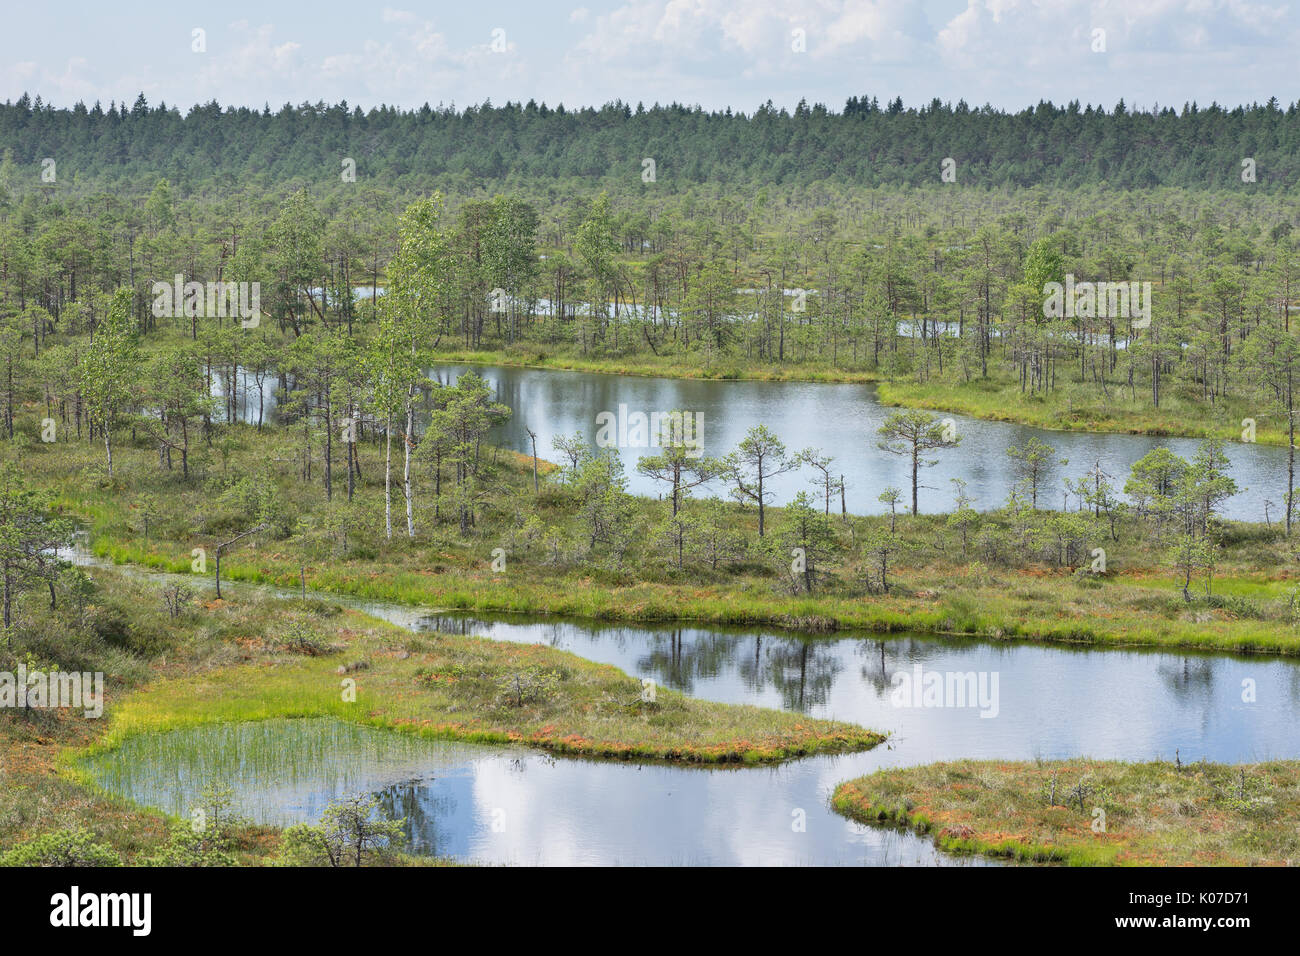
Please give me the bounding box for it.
[281,620,336,657]
[89,601,172,656]
[142,784,241,866]
[497,668,562,707]
[276,794,404,867]
[0,828,121,867]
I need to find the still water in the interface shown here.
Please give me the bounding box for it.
[435,365,1284,521]
[79,557,1300,865]
[213,362,1285,520]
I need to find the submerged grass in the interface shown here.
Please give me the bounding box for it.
[78,717,500,825]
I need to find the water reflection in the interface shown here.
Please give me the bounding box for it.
[415,612,1300,765]
[75,552,1300,865]
[212,361,1287,520]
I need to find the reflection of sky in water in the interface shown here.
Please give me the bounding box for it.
[436,365,1286,522]
[85,603,1300,865]
[215,362,1287,521]
[419,616,1299,766]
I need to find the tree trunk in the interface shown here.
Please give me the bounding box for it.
[403,401,415,537]
[384,414,393,539]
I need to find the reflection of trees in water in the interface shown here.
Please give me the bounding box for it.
[571,624,655,657]
[1157,657,1217,697]
[855,638,946,696]
[416,615,626,652]
[417,616,473,636]
[636,630,731,695]
[631,630,841,710]
[745,638,842,712]
[854,636,1018,699]
[377,780,457,857]
[1286,665,1300,701]
[414,615,1053,718]
[857,640,894,696]
[1151,657,1220,744]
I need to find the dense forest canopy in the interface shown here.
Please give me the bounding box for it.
[3,93,1300,193]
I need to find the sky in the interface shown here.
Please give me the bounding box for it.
[2,1,1296,115]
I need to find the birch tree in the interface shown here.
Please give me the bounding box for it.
[80,288,139,479]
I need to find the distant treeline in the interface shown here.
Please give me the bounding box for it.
[3,93,1300,193]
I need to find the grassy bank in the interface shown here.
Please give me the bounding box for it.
[1,570,459,865]
[875,379,1289,447]
[81,535,1300,657]
[17,394,1300,660]
[3,567,880,867]
[70,598,881,768]
[435,346,882,383]
[832,759,1300,866]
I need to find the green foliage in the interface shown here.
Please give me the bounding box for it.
[877,410,960,516]
[7,96,1300,191]
[497,667,563,708]
[275,793,405,867]
[143,784,240,866]
[772,491,839,593]
[0,827,121,867]
[0,462,75,639]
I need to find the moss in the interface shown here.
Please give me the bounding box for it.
[833,759,1300,866]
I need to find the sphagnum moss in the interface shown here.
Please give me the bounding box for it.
[832,759,1300,866]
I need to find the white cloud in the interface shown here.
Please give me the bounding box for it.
[4,0,1298,114]
[937,0,1291,65]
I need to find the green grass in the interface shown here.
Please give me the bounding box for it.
[14,394,1300,660]
[67,596,881,767]
[435,346,883,384]
[77,717,498,825]
[3,565,881,867]
[832,758,1300,866]
[79,538,1300,656]
[876,377,1292,447]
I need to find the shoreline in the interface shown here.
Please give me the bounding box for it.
[433,349,1287,448]
[85,535,1300,659]
[833,759,1300,866]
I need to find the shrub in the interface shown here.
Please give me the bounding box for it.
[276,794,404,867]
[0,828,121,867]
[497,668,562,707]
[142,783,241,866]
[281,620,336,656]
[89,601,172,656]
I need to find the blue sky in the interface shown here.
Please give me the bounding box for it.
[3,1,1295,114]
